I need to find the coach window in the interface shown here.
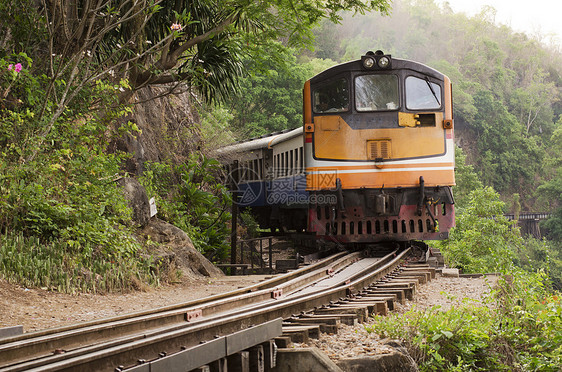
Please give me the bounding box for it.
[405,76,442,110]
[313,78,349,114]
[355,74,399,111]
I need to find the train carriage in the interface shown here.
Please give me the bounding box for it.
[218,51,455,245]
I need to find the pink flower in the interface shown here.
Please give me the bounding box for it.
[8,64,13,71]
[170,23,182,31]
[14,63,22,73]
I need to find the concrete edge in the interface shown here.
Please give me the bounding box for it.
[0,325,23,340]
[273,347,343,372]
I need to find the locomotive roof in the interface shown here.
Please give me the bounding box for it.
[309,56,445,84]
[215,127,303,155]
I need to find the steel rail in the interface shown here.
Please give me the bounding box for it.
[0,251,358,368]
[1,248,409,372]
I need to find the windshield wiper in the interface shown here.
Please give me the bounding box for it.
[425,77,441,106]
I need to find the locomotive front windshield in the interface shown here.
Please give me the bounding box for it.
[312,72,443,115]
[355,75,399,111]
[405,76,442,110]
[313,78,349,113]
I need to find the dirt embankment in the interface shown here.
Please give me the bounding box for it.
[0,275,269,333]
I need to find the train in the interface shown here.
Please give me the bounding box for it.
[217,51,455,248]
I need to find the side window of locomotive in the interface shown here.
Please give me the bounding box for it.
[355,75,399,112]
[405,76,442,110]
[313,78,349,114]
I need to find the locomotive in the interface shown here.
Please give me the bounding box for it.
[218,51,455,246]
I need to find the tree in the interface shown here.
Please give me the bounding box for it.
[538,125,562,240]
[436,187,521,274]
[227,44,336,137]
[1,0,390,161]
[37,0,391,97]
[452,146,483,210]
[470,90,544,196]
[510,69,558,136]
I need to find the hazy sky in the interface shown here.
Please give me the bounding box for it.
[437,0,562,43]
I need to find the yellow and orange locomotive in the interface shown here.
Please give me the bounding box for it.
[219,51,455,245]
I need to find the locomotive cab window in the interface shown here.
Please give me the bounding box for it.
[405,76,442,110]
[313,78,349,114]
[355,74,399,111]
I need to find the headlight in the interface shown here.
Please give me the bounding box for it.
[362,51,392,70]
[363,57,375,69]
[378,56,390,68]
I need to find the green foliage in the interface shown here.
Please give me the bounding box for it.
[199,106,236,149]
[542,208,562,242]
[453,146,483,209]
[538,125,562,241]
[447,149,562,288]
[0,0,47,55]
[0,0,394,292]
[0,54,158,292]
[435,187,521,274]
[0,232,156,293]
[369,304,496,370]
[471,91,545,194]
[16,0,391,106]
[240,210,260,239]
[366,272,562,371]
[494,273,562,371]
[515,237,562,291]
[227,43,329,137]
[140,154,232,261]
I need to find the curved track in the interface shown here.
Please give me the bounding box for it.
[0,248,412,371]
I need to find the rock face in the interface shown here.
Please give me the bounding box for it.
[117,176,223,279]
[110,87,224,280]
[117,177,151,227]
[109,86,201,176]
[140,218,224,279]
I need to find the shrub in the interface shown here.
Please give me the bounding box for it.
[366,272,562,371]
[0,54,159,292]
[140,153,232,261]
[435,187,522,274]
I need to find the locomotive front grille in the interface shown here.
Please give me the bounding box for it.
[367,140,392,160]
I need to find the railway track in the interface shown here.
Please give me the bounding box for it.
[0,246,432,372]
